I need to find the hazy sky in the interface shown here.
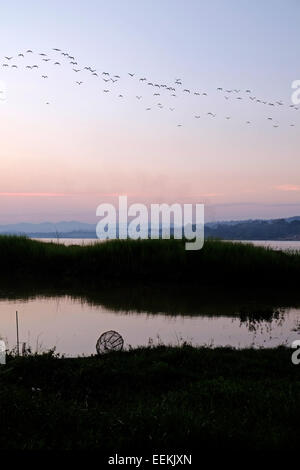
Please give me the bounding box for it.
[0,0,299,223]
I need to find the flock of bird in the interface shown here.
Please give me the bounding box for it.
[1,47,299,129]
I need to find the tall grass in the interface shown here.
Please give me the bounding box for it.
[1,235,300,288]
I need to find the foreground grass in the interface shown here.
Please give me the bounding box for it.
[1,235,300,288]
[0,346,299,451]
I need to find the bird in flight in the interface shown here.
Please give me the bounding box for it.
[0,44,293,132]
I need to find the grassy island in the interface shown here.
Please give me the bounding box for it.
[1,235,300,289]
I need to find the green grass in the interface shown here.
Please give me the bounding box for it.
[0,345,299,451]
[1,235,300,288]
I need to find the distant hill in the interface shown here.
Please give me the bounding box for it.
[205,216,300,228]
[1,216,300,240]
[0,221,96,236]
[205,218,300,240]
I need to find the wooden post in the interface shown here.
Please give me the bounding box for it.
[16,311,19,356]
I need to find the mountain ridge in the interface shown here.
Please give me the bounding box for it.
[0,216,300,240]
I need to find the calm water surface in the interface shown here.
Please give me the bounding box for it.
[2,238,298,355]
[0,295,299,356]
[33,238,300,252]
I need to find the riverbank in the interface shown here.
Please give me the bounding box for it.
[0,345,299,451]
[1,235,300,289]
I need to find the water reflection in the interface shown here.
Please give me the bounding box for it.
[0,286,299,355]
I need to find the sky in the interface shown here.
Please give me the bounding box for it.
[0,0,299,223]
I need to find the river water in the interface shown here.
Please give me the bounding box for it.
[0,238,298,356]
[33,238,300,252]
[0,294,299,356]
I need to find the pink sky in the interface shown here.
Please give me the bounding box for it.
[1,1,299,223]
